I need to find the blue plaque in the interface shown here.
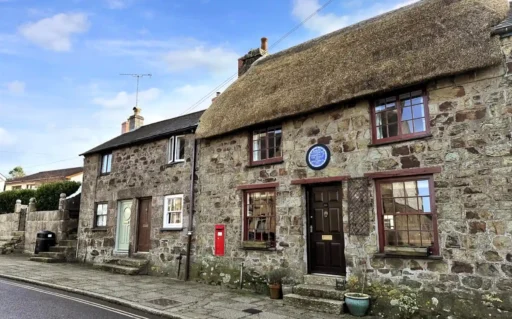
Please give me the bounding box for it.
[306,144,330,170]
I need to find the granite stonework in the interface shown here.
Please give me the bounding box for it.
[191,37,512,316]
[77,135,196,278]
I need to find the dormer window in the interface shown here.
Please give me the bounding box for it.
[168,136,185,163]
[250,126,283,165]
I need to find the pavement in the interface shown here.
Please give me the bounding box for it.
[0,255,362,319]
[0,278,162,319]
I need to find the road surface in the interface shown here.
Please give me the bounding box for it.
[0,278,163,319]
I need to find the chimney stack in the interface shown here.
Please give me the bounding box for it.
[261,37,268,51]
[238,37,269,77]
[121,107,144,134]
[212,92,221,103]
[121,121,129,134]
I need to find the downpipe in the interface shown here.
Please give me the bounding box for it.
[185,138,198,281]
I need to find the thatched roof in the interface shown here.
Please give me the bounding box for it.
[196,0,509,139]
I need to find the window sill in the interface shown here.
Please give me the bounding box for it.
[240,241,276,250]
[368,133,432,147]
[160,227,184,232]
[166,161,185,167]
[246,158,284,168]
[373,253,442,260]
[99,173,111,177]
[240,246,276,251]
[91,227,108,232]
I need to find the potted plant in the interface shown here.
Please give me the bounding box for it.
[266,268,288,299]
[345,261,371,316]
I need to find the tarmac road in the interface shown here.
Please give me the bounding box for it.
[0,278,164,319]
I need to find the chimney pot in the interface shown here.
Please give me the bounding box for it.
[261,37,268,51]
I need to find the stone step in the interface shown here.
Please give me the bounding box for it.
[93,263,140,275]
[283,294,345,315]
[293,284,345,300]
[304,274,345,287]
[58,240,77,247]
[35,252,65,259]
[49,246,71,253]
[108,258,149,268]
[29,257,63,263]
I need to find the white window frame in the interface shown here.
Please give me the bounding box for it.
[163,194,184,229]
[101,153,112,174]
[95,203,108,227]
[168,135,185,163]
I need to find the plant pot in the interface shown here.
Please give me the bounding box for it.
[344,293,370,317]
[268,283,282,299]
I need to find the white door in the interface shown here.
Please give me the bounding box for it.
[116,200,132,252]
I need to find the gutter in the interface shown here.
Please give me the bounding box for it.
[185,138,197,281]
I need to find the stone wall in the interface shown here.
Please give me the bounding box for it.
[0,212,20,236]
[23,209,73,253]
[193,35,512,306]
[78,134,196,278]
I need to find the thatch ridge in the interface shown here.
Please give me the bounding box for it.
[196,0,509,139]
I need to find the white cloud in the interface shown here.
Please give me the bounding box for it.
[0,127,16,146]
[292,0,420,36]
[6,81,25,94]
[164,46,239,73]
[92,88,161,108]
[106,0,128,9]
[19,13,90,52]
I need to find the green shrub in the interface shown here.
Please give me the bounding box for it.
[35,181,81,211]
[0,189,36,213]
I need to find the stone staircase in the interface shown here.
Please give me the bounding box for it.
[284,274,346,315]
[30,239,77,263]
[0,231,25,255]
[93,257,149,275]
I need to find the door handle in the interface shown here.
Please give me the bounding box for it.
[310,225,313,233]
[324,210,328,218]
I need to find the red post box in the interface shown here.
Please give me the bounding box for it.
[214,224,225,256]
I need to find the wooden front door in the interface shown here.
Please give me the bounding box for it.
[116,200,132,252]
[308,185,346,275]
[137,198,152,252]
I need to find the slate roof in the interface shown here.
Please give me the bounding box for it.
[6,167,83,184]
[81,110,204,156]
[493,2,512,34]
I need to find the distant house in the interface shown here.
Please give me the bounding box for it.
[0,173,6,192]
[5,167,83,191]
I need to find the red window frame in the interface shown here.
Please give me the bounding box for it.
[249,126,283,166]
[375,175,439,256]
[243,188,277,247]
[370,88,430,145]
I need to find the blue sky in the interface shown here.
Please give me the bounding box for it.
[0,0,418,176]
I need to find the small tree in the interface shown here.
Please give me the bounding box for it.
[9,166,25,179]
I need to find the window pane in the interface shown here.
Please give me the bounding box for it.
[420,197,431,213]
[409,231,422,247]
[387,122,398,137]
[172,197,182,211]
[385,231,397,246]
[412,104,424,119]
[402,107,412,121]
[397,231,408,246]
[102,155,108,173]
[97,215,106,227]
[407,215,421,231]
[413,118,426,133]
[395,215,407,230]
[275,131,282,157]
[106,154,112,172]
[417,180,429,196]
[384,215,395,230]
[422,232,434,247]
[404,181,417,196]
[420,215,433,231]
[392,182,405,197]
[383,199,394,215]
[168,137,174,162]
[406,197,419,213]
[401,120,414,134]
[380,183,393,197]
[178,137,185,160]
[245,190,276,245]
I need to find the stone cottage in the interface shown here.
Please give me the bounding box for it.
[193,0,512,316]
[78,108,203,277]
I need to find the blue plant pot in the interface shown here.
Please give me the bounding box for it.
[344,293,370,317]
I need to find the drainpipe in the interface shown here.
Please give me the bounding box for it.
[185,138,198,281]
